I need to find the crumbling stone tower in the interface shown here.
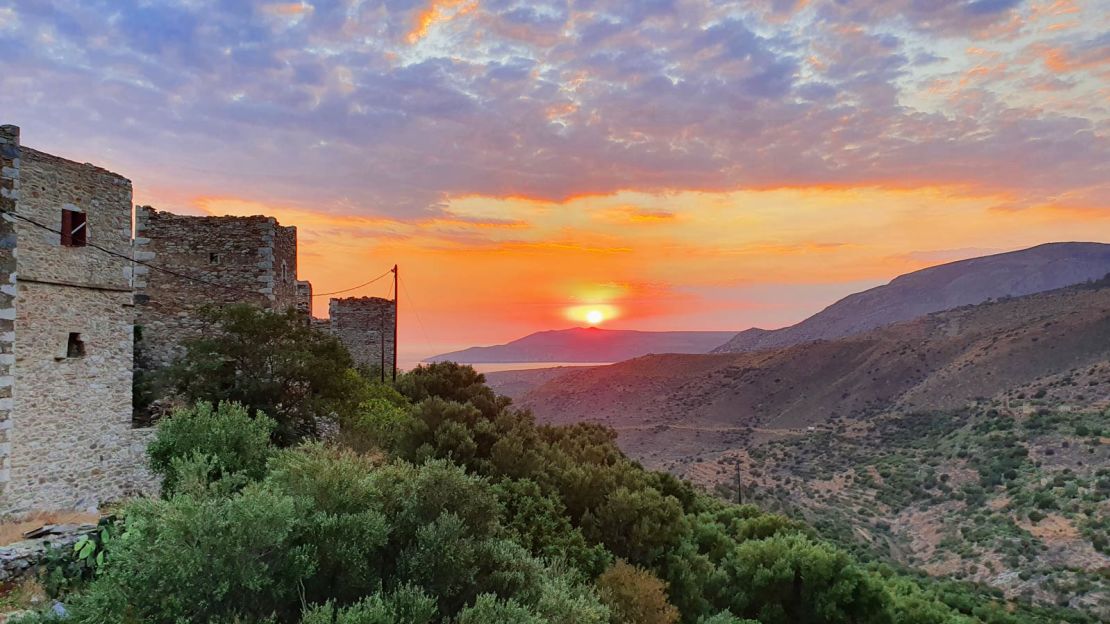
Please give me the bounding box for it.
[133,207,304,372]
[329,296,396,374]
[0,125,152,515]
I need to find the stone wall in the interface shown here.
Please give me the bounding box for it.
[133,207,301,371]
[3,140,151,515]
[0,126,21,502]
[329,297,396,373]
[296,280,312,317]
[272,223,299,311]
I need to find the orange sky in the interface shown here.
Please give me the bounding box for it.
[180,186,1109,362]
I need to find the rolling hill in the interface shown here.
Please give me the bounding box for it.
[512,276,1110,430]
[713,242,1110,353]
[427,327,736,363]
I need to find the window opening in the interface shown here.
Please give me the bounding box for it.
[60,209,87,247]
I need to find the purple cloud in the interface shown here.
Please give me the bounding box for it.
[0,0,1104,221]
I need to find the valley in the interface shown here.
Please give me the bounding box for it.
[486,275,1110,618]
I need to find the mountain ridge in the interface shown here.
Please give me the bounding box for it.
[512,276,1110,430]
[428,327,737,363]
[713,241,1110,353]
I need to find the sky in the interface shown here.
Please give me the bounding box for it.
[1,0,1108,361]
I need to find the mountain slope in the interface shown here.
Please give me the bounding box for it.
[714,242,1110,353]
[516,277,1110,429]
[428,327,736,363]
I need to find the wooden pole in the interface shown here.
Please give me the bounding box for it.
[392,265,398,383]
[735,460,743,505]
[379,301,385,383]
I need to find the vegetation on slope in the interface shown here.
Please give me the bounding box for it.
[14,307,1100,623]
[702,390,1109,620]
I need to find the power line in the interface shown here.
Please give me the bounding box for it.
[3,207,399,304]
[1,209,262,297]
[311,269,393,297]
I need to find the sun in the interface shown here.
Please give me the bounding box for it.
[566,303,618,325]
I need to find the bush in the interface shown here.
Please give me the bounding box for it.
[160,305,369,444]
[64,484,314,623]
[299,586,437,624]
[455,594,545,624]
[147,401,275,495]
[338,398,415,454]
[596,561,680,624]
[266,444,390,607]
[719,533,892,624]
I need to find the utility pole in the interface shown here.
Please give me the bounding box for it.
[379,301,386,383]
[735,460,743,505]
[392,264,398,383]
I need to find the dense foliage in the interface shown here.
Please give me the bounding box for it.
[737,401,1108,622]
[157,305,373,444]
[19,314,1094,623]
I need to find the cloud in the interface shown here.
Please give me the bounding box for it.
[0,0,1105,223]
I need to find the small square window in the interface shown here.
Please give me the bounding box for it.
[209,253,220,265]
[60,209,87,247]
[66,333,85,358]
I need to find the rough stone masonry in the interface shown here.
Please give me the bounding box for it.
[0,125,398,517]
[329,296,397,374]
[133,206,302,373]
[0,125,154,515]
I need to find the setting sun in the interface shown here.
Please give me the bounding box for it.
[566,304,619,326]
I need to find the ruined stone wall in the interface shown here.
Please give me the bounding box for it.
[329,297,396,372]
[4,142,150,515]
[0,126,20,501]
[296,280,312,317]
[272,224,299,312]
[134,207,293,371]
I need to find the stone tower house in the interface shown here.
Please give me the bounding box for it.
[0,125,152,515]
[133,207,304,372]
[0,125,395,515]
[329,297,396,374]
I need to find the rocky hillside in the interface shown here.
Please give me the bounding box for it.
[428,327,736,363]
[714,242,1110,353]
[514,277,1110,429]
[685,401,1110,618]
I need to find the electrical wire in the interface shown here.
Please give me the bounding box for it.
[3,207,398,302]
[1,208,262,297]
[311,269,393,297]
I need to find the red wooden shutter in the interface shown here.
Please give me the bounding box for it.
[60,210,73,246]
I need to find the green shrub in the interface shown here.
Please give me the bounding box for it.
[266,444,391,607]
[160,305,369,444]
[299,586,437,624]
[455,594,545,624]
[147,401,275,495]
[64,484,314,623]
[339,398,415,454]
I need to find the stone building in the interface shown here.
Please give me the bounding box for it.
[0,125,398,516]
[133,207,304,372]
[329,296,396,375]
[0,125,153,515]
